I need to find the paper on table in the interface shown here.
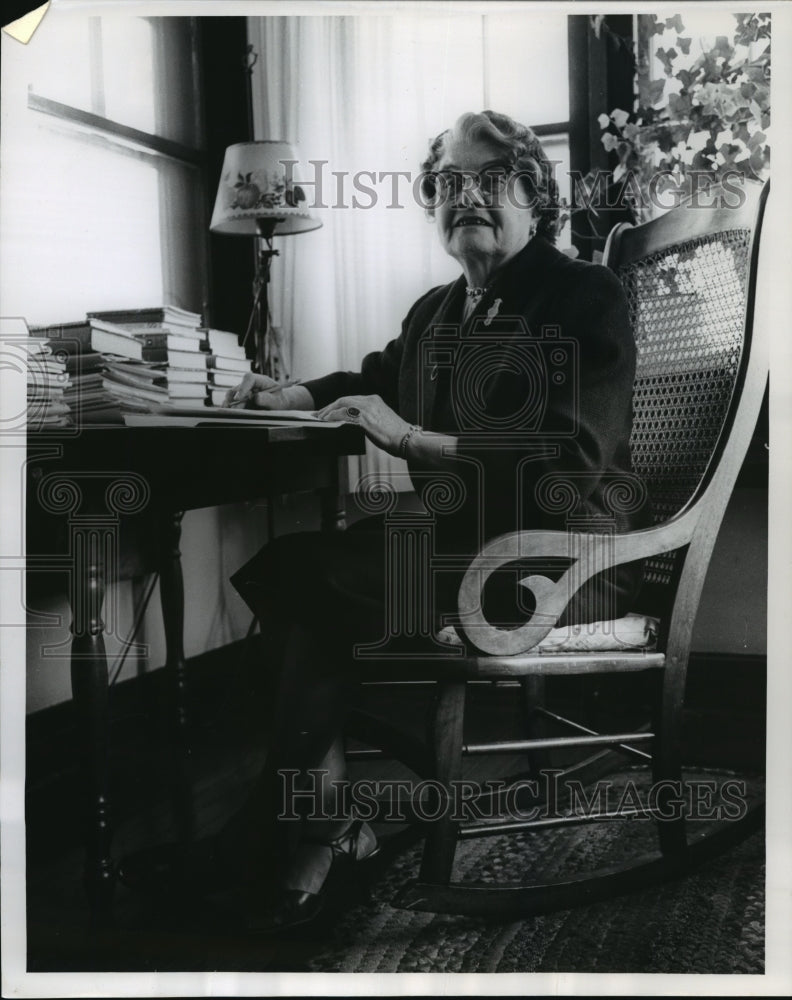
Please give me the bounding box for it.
[123,412,345,428]
[150,404,336,422]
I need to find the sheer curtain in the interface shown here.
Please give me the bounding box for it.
[248,13,487,487]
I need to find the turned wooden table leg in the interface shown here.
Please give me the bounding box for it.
[158,510,195,845]
[69,529,115,921]
[320,457,346,532]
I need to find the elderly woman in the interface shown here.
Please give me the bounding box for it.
[215,110,647,932]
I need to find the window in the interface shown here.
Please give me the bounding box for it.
[0,13,208,326]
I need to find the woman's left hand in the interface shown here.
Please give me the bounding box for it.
[315,395,411,456]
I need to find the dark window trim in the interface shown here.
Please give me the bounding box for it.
[27,92,205,167]
[532,121,570,138]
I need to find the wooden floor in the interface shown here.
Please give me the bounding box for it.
[24,637,766,972]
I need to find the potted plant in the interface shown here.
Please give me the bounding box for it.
[576,12,771,229]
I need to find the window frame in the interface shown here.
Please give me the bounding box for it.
[24,14,212,319]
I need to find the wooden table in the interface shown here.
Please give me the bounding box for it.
[26,421,365,918]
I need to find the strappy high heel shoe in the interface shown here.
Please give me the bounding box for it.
[246,819,380,935]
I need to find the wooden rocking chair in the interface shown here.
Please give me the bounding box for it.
[345,178,770,917]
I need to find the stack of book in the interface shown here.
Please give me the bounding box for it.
[30,321,124,424]
[101,359,169,410]
[25,337,71,428]
[86,307,222,407]
[203,328,252,406]
[30,309,254,414]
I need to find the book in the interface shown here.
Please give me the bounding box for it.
[208,370,243,389]
[75,407,125,426]
[90,317,168,345]
[102,376,169,405]
[167,348,213,370]
[168,368,208,384]
[29,322,92,351]
[168,382,207,400]
[27,399,71,418]
[60,351,106,373]
[166,333,208,352]
[103,368,167,392]
[64,388,113,409]
[26,357,71,377]
[201,328,246,358]
[103,360,167,384]
[27,375,69,394]
[206,354,252,374]
[87,306,202,329]
[91,327,168,361]
[64,372,104,392]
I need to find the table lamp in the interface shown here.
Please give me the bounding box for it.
[209,140,322,379]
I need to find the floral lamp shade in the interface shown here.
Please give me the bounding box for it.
[209,141,322,236]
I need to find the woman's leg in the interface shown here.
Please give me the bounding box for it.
[215,621,374,898]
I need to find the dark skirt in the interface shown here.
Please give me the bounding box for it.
[230,515,644,663]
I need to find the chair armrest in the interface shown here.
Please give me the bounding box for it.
[457,506,700,655]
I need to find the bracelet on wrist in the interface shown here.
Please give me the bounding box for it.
[398,424,422,459]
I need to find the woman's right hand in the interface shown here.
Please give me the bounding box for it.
[224,373,289,410]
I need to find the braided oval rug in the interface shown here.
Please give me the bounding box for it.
[306,767,765,974]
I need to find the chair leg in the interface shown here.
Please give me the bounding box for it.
[652,668,688,857]
[519,676,552,781]
[419,680,467,885]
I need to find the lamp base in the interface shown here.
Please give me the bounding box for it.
[248,219,288,381]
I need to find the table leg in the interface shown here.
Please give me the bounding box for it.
[158,510,195,845]
[320,457,346,532]
[69,531,115,921]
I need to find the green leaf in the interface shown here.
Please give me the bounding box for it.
[749,145,766,174]
[668,93,692,118]
[648,78,666,104]
[677,36,692,55]
[712,36,735,60]
[747,130,766,151]
[664,14,684,34]
[655,47,678,76]
[650,15,666,36]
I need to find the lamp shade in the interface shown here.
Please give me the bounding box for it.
[209,140,322,236]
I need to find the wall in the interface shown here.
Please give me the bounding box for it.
[692,486,768,656]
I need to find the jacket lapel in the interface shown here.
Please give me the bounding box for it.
[413,238,568,428]
[416,275,466,427]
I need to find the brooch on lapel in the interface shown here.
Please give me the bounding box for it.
[483,298,502,327]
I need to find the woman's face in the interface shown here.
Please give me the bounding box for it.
[432,132,537,277]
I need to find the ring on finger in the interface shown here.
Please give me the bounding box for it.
[346,406,361,419]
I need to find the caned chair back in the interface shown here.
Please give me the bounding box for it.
[603,180,769,609]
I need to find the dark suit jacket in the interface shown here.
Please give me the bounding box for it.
[304,236,647,555]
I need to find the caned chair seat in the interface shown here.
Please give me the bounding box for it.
[344,178,770,918]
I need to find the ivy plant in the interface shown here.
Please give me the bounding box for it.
[588,13,771,224]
